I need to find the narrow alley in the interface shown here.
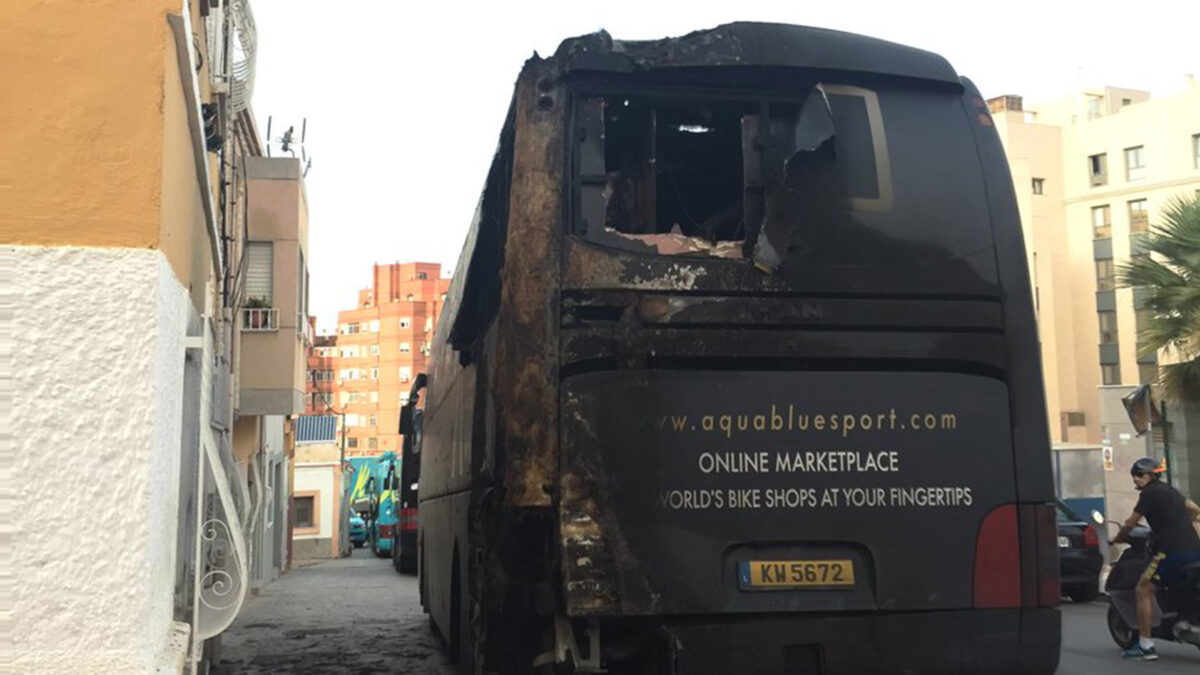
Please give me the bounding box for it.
[216,549,453,674]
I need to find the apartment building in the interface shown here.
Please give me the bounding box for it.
[307,333,338,414]
[8,1,306,671]
[332,263,451,457]
[990,79,1200,516]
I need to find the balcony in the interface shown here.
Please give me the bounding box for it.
[236,157,309,417]
[241,307,278,331]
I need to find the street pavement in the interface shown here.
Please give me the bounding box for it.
[1058,599,1200,674]
[216,547,453,674]
[217,551,1199,673]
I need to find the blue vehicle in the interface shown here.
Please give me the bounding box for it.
[349,512,368,548]
[346,456,382,549]
[367,452,399,558]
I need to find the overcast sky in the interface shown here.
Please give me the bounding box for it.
[248,0,1198,333]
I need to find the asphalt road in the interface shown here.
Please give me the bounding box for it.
[1058,599,1200,673]
[217,551,1199,673]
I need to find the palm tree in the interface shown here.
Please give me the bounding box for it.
[1117,195,1200,402]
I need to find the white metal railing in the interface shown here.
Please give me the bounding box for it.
[241,307,277,331]
[188,321,251,672]
[229,0,256,113]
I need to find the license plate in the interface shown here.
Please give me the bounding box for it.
[738,559,855,590]
[1058,535,1070,548]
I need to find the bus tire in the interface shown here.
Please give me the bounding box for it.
[419,540,428,612]
[449,547,462,665]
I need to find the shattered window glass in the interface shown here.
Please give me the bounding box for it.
[572,82,990,269]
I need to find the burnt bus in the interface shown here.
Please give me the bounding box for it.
[394,374,427,575]
[418,22,1059,675]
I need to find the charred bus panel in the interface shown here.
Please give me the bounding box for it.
[418,22,1058,675]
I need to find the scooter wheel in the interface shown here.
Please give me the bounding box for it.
[1107,604,1139,649]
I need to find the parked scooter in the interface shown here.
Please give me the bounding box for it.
[1094,511,1200,651]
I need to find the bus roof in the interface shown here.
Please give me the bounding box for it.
[552,22,960,87]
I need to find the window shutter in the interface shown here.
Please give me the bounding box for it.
[245,242,273,305]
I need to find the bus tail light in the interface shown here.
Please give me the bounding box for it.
[1082,524,1099,548]
[400,508,419,532]
[974,504,1020,607]
[1022,503,1060,607]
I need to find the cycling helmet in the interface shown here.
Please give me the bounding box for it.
[1130,456,1165,477]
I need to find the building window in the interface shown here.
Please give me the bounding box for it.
[1128,199,1149,233]
[1095,259,1115,291]
[369,320,380,332]
[370,367,379,380]
[417,272,429,280]
[1139,364,1159,385]
[347,437,358,449]
[400,393,410,405]
[1102,364,1121,385]
[370,344,379,356]
[342,322,360,335]
[245,241,274,306]
[1091,205,1111,239]
[407,294,415,301]
[400,366,412,382]
[1031,178,1044,195]
[399,342,411,353]
[424,317,433,333]
[400,318,411,329]
[368,437,378,450]
[370,391,378,403]
[339,368,359,381]
[1088,153,1107,186]
[1193,134,1199,169]
[369,414,377,427]
[295,494,317,531]
[1098,311,1118,344]
[1124,145,1145,181]
[1121,97,1132,107]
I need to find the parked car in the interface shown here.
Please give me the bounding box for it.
[1057,499,1102,602]
[349,512,368,548]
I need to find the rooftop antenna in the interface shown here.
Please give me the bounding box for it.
[265,116,313,176]
[300,118,312,177]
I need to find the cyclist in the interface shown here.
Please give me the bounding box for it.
[1112,456,1200,660]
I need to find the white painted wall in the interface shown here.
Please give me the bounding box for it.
[293,463,336,540]
[12,246,192,673]
[252,416,286,589]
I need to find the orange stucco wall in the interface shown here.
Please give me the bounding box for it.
[158,20,214,309]
[2,0,186,248]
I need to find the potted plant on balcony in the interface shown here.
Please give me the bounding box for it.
[245,296,271,329]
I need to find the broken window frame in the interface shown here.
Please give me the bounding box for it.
[567,80,893,269]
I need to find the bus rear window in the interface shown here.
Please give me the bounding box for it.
[572,83,991,269]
